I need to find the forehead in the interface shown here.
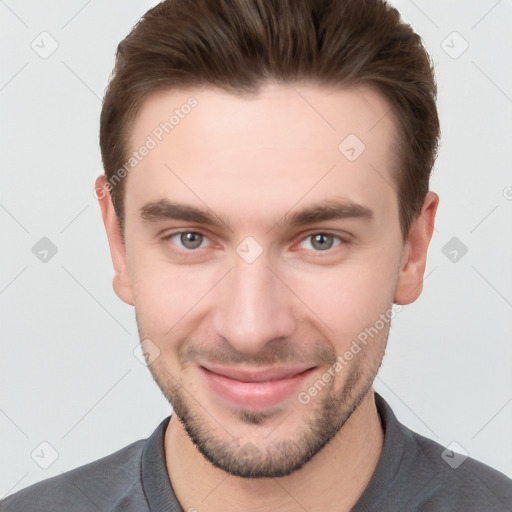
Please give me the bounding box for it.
[130,81,396,152]
[124,81,399,229]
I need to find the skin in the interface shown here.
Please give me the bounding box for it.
[97,81,438,512]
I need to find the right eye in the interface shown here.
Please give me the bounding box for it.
[163,231,211,251]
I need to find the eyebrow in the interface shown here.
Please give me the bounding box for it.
[139,198,374,230]
[140,200,230,229]
[273,199,374,230]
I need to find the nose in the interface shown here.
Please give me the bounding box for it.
[212,253,296,355]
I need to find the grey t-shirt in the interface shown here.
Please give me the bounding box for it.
[2,392,511,511]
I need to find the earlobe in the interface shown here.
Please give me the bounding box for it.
[95,175,134,306]
[394,191,439,305]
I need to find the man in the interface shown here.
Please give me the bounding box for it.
[2,0,511,510]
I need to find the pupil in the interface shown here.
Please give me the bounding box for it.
[181,232,202,249]
[312,234,332,250]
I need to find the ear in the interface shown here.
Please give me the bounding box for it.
[95,175,134,306]
[394,191,439,305]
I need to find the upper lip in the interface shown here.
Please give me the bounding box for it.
[200,364,315,382]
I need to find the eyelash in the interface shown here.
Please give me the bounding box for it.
[162,230,346,254]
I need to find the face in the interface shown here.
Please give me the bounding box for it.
[98,81,435,478]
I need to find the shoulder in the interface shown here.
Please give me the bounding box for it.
[0,439,147,512]
[408,429,512,511]
[371,392,512,511]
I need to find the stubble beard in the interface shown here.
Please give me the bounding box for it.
[145,338,386,479]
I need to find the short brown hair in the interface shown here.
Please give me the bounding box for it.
[99,0,439,240]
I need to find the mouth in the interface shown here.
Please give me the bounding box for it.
[198,364,318,410]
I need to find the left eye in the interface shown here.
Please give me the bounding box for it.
[298,233,342,251]
[167,231,210,250]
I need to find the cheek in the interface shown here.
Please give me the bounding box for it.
[128,251,216,336]
[127,231,401,345]
[287,250,399,341]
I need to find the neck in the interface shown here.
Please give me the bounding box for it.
[164,389,383,512]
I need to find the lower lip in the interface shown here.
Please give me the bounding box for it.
[199,365,317,410]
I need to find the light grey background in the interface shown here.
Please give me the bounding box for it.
[1,0,511,498]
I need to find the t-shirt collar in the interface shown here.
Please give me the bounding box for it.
[140,391,406,512]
